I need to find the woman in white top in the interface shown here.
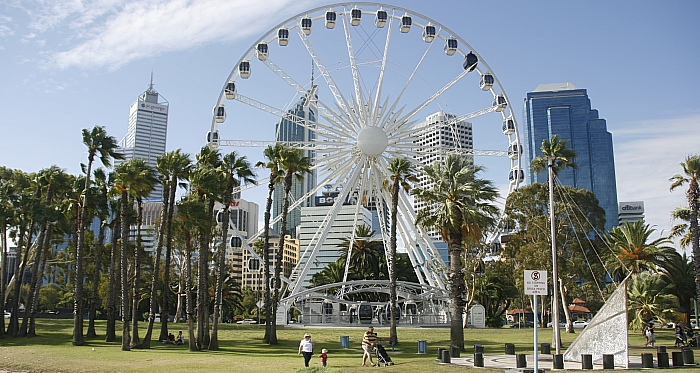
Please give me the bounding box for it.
[297,333,315,367]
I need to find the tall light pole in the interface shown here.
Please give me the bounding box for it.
[548,158,561,354]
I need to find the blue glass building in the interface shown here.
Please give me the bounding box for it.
[524,83,618,233]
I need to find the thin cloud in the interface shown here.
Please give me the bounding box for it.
[0,14,15,37]
[45,0,314,70]
[612,114,700,235]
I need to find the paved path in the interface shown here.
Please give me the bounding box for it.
[445,354,645,370]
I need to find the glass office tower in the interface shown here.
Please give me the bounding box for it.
[524,83,618,232]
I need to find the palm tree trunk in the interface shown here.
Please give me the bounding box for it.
[448,242,465,351]
[120,191,131,351]
[130,198,144,348]
[262,183,274,344]
[389,184,399,345]
[160,177,178,341]
[105,214,120,342]
[210,183,232,350]
[689,180,700,311]
[20,227,46,337]
[87,222,106,338]
[12,224,32,337]
[185,235,196,351]
[144,188,170,348]
[28,225,52,337]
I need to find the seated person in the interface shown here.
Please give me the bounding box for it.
[167,332,176,344]
[176,331,184,345]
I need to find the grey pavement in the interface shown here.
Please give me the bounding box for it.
[445,354,645,370]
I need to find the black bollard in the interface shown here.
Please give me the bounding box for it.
[441,349,451,364]
[582,354,593,370]
[657,352,669,368]
[505,343,515,355]
[474,344,484,354]
[474,352,484,367]
[437,347,445,362]
[516,354,527,368]
[541,343,551,354]
[553,354,564,369]
[683,348,695,365]
[657,346,667,353]
[641,353,654,368]
[603,354,615,369]
[450,345,461,358]
[672,351,684,367]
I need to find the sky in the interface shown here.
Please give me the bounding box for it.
[1,0,699,253]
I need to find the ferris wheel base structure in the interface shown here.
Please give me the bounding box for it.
[208,2,523,310]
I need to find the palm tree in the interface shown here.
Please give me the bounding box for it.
[530,134,577,348]
[412,153,499,350]
[670,206,695,250]
[155,150,192,343]
[190,146,224,349]
[269,146,311,345]
[112,161,133,351]
[87,168,109,338]
[125,159,158,349]
[604,221,675,280]
[659,252,696,324]
[628,271,678,331]
[210,151,256,350]
[337,224,383,280]
[74,125,123,346]
[256,143,284,344]
[385,157,418,345]
[670,155,700,303]
[174,194,209,351]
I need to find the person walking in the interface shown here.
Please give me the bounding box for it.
[645,322,656,347]
[298,333,315,367]
[362,326,378,367]
[319,348,328,367]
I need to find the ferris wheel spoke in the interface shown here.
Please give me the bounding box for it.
[372,13,392,127]
[379,38,435,131]
[259,57,355,133]
[390,69,470,134]
[296,28,361,128]
[232,92,352,142]
[290,157,366,296]
[341,12,366,124]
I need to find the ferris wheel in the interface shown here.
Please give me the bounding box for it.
[208,2,522,299]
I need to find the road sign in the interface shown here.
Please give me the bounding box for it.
[257,300,264,308]
[524,270,548,295]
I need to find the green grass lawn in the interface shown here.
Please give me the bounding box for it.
[0,320,698,372]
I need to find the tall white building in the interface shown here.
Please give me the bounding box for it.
[296,199,372,288]
[413,111,473,240]
[119,77,169,200]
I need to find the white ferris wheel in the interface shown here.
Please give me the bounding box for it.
[208,2,523,302]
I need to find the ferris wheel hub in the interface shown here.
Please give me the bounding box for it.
[356,126,388,157]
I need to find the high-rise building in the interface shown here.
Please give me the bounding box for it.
[273,90,317,238]
[413,111,473,262]
[618,201,645,225]
[119,76,169,200]
[524,83,619,232]
[296,200,372,288]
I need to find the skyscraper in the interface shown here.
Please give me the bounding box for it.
[272,90,317,238]
[524,83,618,232]
[119,76,169,200]
[414,111,473,238]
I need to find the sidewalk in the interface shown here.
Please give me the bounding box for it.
[446,354,644,370]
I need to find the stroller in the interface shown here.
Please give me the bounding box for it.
[375,341,393,366]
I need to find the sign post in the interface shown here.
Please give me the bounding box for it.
[525,270,548,373]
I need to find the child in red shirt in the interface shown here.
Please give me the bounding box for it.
[319,348,328,367]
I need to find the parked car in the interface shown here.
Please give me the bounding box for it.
[237,318,257,324]
[546,321,566,328]
[510,321,534,328]
[572,320,589,329]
